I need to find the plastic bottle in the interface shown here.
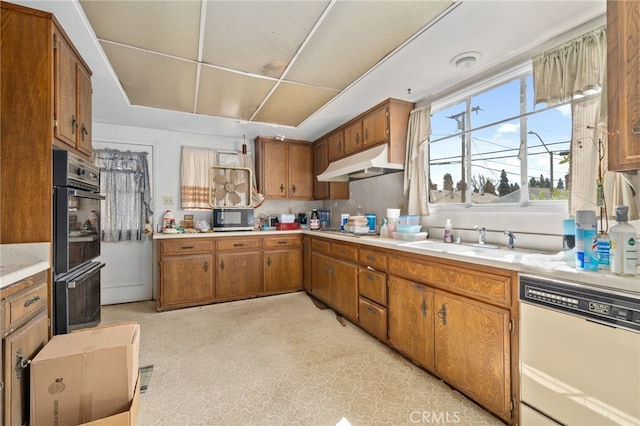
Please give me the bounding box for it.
[163,210,174,230]
[310,209,320,230]
[444,219,453,243]
[380,219,388,238]
[87,210,98,234]
[609,205,638,276]
[575,210,598,271]
[597,232,610,271]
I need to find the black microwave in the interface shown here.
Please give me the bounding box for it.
[212,208,254,231]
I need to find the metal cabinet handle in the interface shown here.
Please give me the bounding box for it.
[71,115,77,133]
[15,350,30,379]
[279,183,285,193]
[203,261,209,272]
[291,184,297,193]
[219,260,225,271]
[267,256,272,266]
[420,298,427,318]
[81,124,88,140]
[364,127,369,140]
[24,295,41,308]
[355,132,360,145]
[338,141,342,151]
[437,304,447,325]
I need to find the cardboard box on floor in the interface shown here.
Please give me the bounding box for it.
[81,373,141,426]
[30,322,140,426]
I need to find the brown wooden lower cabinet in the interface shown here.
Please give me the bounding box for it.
[358,297,387,340]
[388,276,435,371]
[263,249,302,294]
[3,310,48,426]
[216,251,262,299]
[433,290,512,420]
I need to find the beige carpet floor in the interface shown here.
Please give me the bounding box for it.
[101,292,504,426]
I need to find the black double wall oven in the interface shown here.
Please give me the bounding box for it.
[53,149,105,335]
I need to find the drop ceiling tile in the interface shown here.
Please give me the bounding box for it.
[197,66,276,120]
[201,1,330,78]
[285,1,453,90]
[80,0,201,60]
[101,42,196,113]
[253,82,339,127]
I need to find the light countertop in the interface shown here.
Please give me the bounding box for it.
[0,243,51,289]
[154,229,640,295]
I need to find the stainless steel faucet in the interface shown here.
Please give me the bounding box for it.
[474,226,486,244]
[504,231,516,249]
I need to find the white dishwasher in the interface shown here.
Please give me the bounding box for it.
[519,274,640,426]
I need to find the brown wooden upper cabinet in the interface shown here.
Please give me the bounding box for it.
[607,0,640,171]
[314,138,349,200]
[327,131,345,162]
[255,137,313,200]
[54,27,93,157]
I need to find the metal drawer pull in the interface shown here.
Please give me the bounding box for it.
[365,274,375,281]
[277,241,288,245]
[24,295,41,308]
[233,243,245,247]
[366,305,376,314]
[339,249,346,255]
[367,255,376,262]
[181,246,194,250]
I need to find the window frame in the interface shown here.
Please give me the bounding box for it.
[426,62,570,214]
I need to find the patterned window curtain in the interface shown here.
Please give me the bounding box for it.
[180,147,218,209]
[404,105,431,216]
[532,26,622,217]
[93,149,153,241]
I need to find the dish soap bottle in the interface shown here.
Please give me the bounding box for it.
[380,219,388,238]
[609,205,637,275]
[310,209,320,230]
[444,219,453,243]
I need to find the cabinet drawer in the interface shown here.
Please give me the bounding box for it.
[160,239,214,255]
[359,248,387,272]
[332,242,358,262]
[216,238,261,251]
[263,235,301,248]
[6,279,48,331]
[311,238,331,255]
[359,267,387,306]
[388,255,511,306]
[359,297,387,341]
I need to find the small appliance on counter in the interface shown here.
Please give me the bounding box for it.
[212,208,254,231]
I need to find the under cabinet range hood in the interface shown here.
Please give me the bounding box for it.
[317,144,404,182]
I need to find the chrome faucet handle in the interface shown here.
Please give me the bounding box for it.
[504,231,516,249]
[473,225,486,244]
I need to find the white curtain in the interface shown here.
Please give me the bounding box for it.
[532,25,606,105]
[93,149,153,241]
[404,106,431,215]
[180,147,218,209]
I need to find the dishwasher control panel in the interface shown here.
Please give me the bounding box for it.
[520,274,640,333]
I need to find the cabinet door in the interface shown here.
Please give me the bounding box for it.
[310,252,331,303]
[288,142,313,200]
[362,106,388,147]
[160,253,214,307]
[327,131,344,162]
[331,258,358,322]
[261,139,288,198]
[3,311,48,426]
[313,140,330,200]
[388,276,435,371]
[344,121,362,155]
[303,237,311,292]
[607,0,640,171]
[216,251,262,299]
[264,248,302,293]
[54,31,78,149]
[77,64,92,155]
[433,291,511,420]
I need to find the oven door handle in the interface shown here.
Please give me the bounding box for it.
[67,188,105,200]
[62,261,105,287]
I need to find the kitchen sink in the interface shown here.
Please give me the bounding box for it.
[463,242,502,249]
[399,240,531,263]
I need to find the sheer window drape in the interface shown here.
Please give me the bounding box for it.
[404,106,431,216]
[93,149,153,241]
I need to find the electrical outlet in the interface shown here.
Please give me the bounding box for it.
[163,196,173,206]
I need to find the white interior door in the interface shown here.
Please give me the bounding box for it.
[93,140,154,305]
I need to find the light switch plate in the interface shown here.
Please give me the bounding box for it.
[163,196,173,206]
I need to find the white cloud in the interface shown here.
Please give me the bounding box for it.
[497,123,520,134]
[557,104,571,116]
